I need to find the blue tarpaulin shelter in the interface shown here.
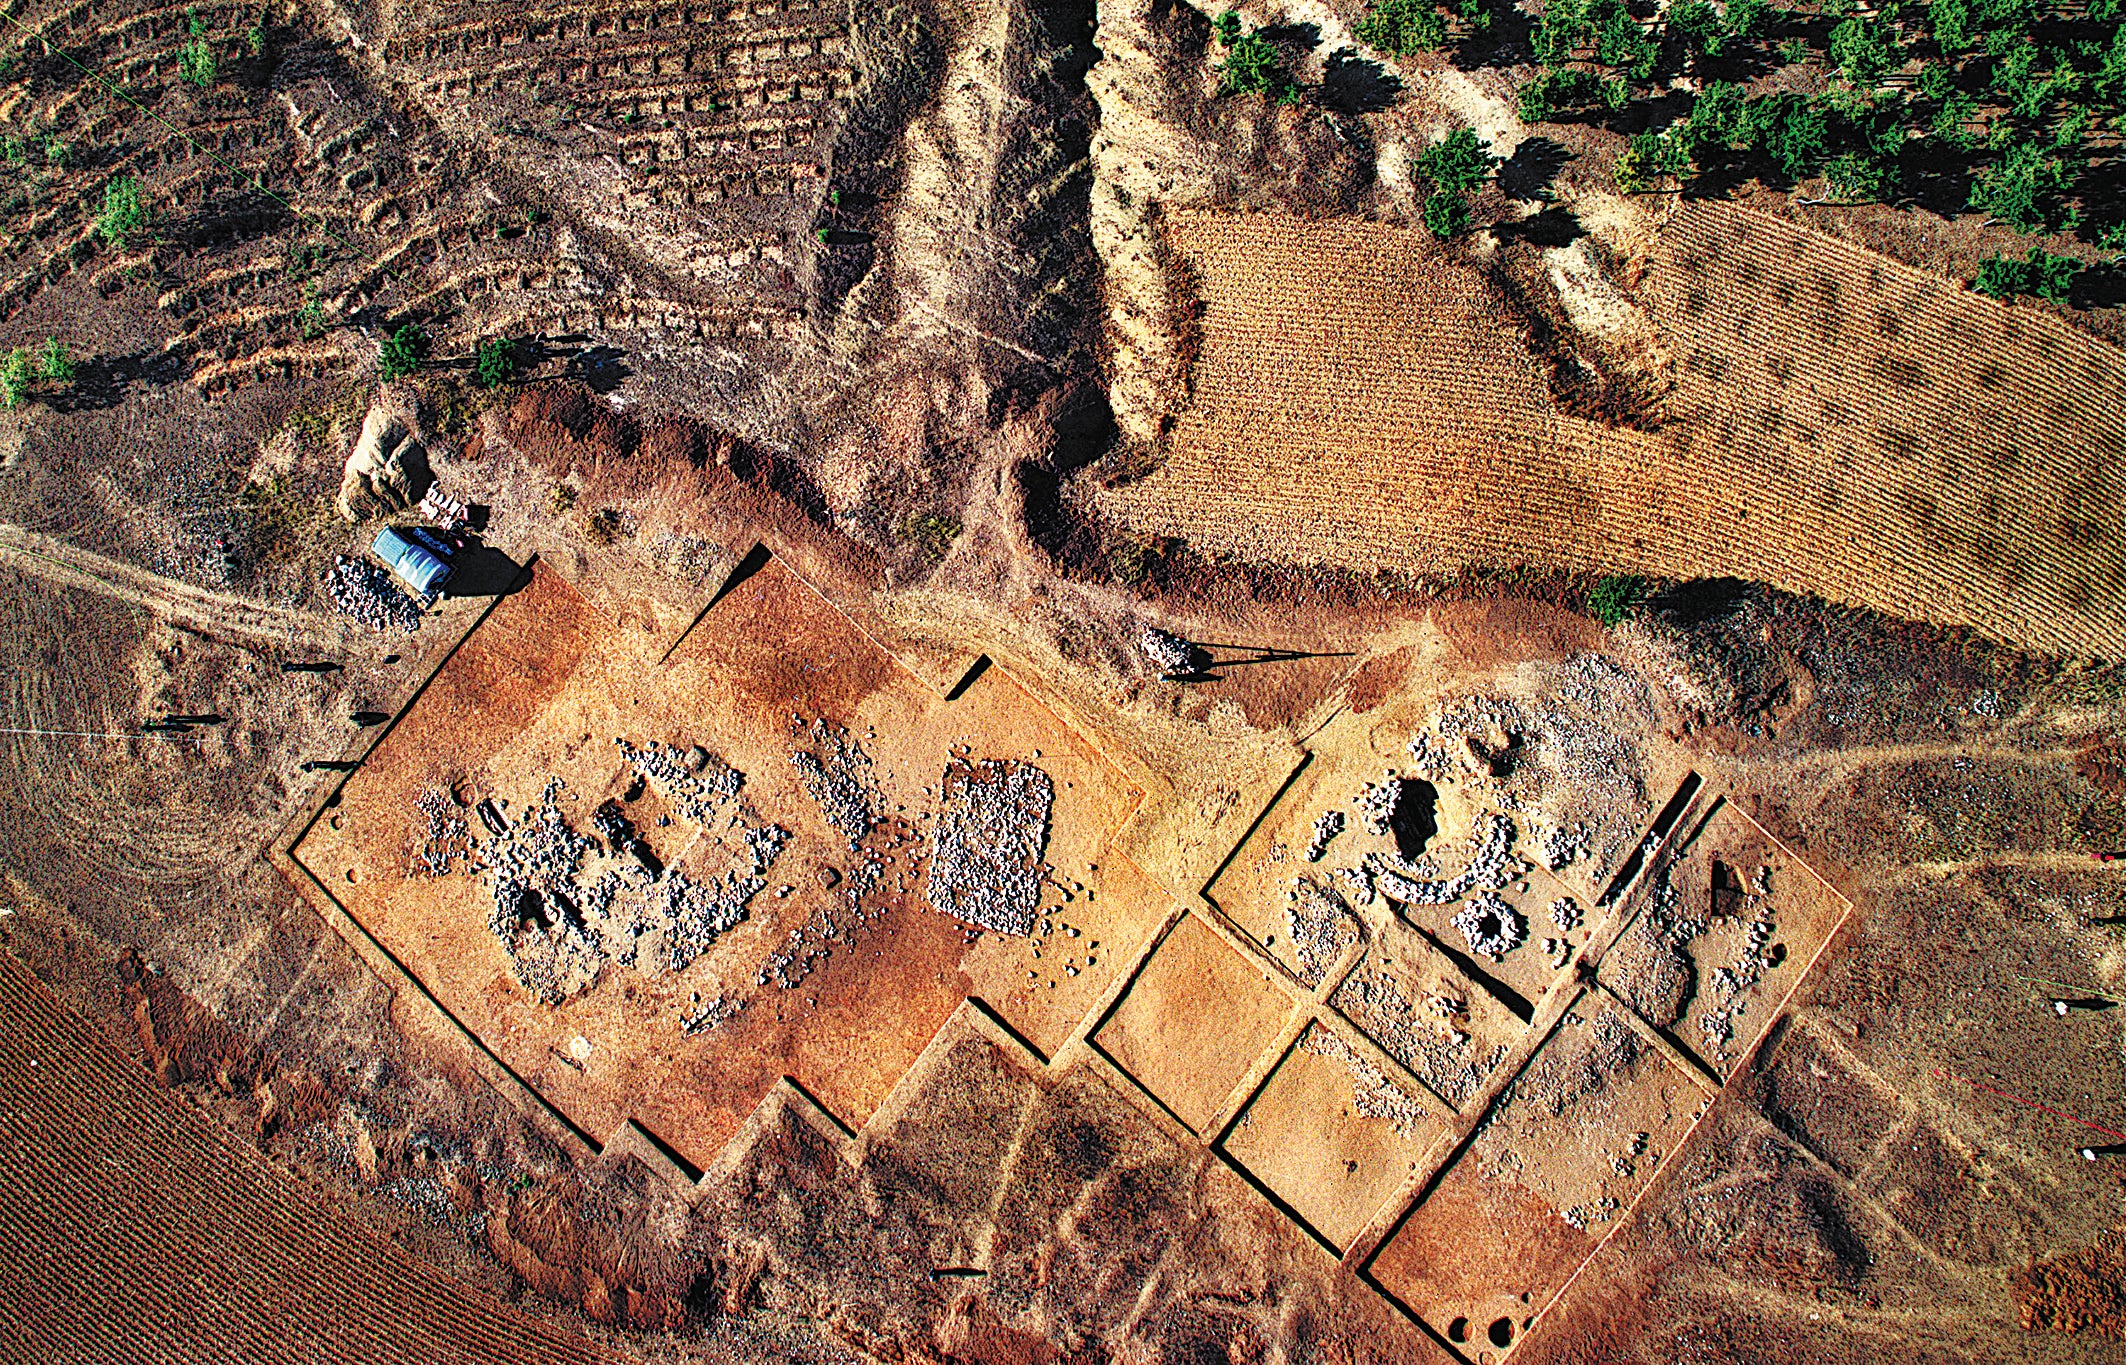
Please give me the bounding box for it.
[371,527,452,599]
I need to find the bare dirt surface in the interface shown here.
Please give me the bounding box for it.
[2,0,2126,1360]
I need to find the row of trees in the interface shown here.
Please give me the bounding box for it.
[1353,0,2126,294]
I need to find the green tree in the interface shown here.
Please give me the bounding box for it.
[1928,0,1974,51]
[1969,138,2076,231]
[97,175,149,245]
[475,337,515,389]
[1357,0,1447,55]
[377,323,427,380]
[1417,126,1498,192]
[1422,188,1469,236]
[1594,0,1659,79]
[1668,0,1727,57]
[1676,80,1749,163]
[2096,27,2126,106]
[1744,92,1830,179]
[1827,16,1898,86]
[1532,0,1590,65]
[1725,0,1771,42]
[1213,11,1300,102]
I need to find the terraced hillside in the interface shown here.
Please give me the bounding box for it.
[0,0,869,406]
[0,950,620,1365]
[1096,206,2126,659]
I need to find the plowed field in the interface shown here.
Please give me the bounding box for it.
[1098,207,2126,658]
[0,949,617,1365]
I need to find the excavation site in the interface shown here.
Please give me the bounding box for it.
[2,0,2125,1361]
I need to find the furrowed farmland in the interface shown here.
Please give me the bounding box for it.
[1100,205,2126,657]
[0,950,621,1365]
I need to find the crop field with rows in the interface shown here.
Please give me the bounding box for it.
[0,950,619,1365]
[1099,207,2126,658]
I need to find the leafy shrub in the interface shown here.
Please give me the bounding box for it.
[1823,149,1894,201]
[377,323,427,381]
[0,348,31,408]
[900,513,962,554]
[1588,574,1645,626]
[475,338,516,389]
[179,38,217,87]
[1614,129,1690,190]
[34,337,74,383]
[546,483,578,516]
[1973,245,2083,302]
[97,175,148,245]
[585,508,625,545]
[245,23,265,56]
[42,137,69,169]
[1516,66,1628,122]
[1356,0,1489,54]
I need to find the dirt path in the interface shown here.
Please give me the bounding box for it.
[0,524,359,657]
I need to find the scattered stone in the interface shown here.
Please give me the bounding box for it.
[1359,811,1517,906]
[1540,821,1592,870]
[1301,1024,1427,1141]
[408,787,471,877]
[1355,772,1402,836]
[325,555,424,634]
[1332,968,1501,1110]
[679,995,744,1035]
[1453,890,1527,960]
[617,737,743,823]
[1305,809,1345,862]
[926,756,1054,936]
[789,719,881,846]
[1285,874,1360,988]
